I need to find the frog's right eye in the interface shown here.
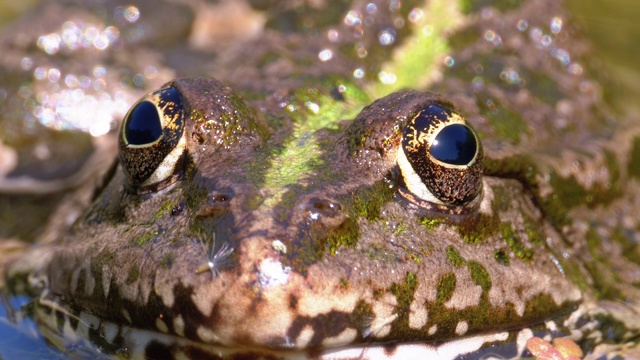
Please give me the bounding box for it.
[397,103,483,211]
[118,86,186,193]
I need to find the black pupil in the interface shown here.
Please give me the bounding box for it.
[429,124,477,165]
[125,101,162,145]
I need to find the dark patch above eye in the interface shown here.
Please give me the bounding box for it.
[430,124,477,166]
[124,101,163,145]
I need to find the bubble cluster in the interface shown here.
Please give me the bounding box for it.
[15,6,167,137]
[484,30,502,47]
[340,3,424,83]
[24,65,134,137]
[523,16,582,75]
[37,21,120,54]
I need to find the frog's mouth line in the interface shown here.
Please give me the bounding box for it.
[27,295,599,360]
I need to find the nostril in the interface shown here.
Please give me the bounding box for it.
[211,194,229,202]
[171,203,185,216]
[196,192,232,217]
[301,198,345,226]
[310,199,342,212]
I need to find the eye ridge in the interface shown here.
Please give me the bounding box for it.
[119,86,187,193]
[397,103,483,211]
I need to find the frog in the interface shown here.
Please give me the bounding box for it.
[2,0,640,359]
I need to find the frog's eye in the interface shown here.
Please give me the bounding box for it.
[119,86,186,193]
[397,104,483,207]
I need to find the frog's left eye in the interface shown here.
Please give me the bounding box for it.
[397,104,483,208]
[119,86,186,193]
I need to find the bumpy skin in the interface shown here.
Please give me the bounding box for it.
[38,82,581,351]
[2,0,640,359]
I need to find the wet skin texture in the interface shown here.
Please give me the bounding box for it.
[12,79,582,356]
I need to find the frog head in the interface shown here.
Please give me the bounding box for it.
[34,77,582,358]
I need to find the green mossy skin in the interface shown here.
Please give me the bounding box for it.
[130,229,160,248]
[457,213,500,245]
[489,183,512,214]
[523,217,545,247]
[475,94,528,145]
[149,199,179,224]
[182,166,209,211]
[436,273,457,305]
[483,155,538,188]
[548,171,591,209]
[351,300,375,338]
[89,249,117,299]
[460,0,525,14]
[254,79,369,207]
[418,217,442,231]
[628,137,640,179]
[324,217,360,256]
[611,226,640,266]
[484,155,571,228]
[389,272,419,312]
[446,246,466,268]
[126,265,140,284]
[386,272,420,337]
[285,179,396,274]
[349,179,397,222]
[339,277,349,289]
[382,268,572,342]
[500,222,533,262]
[198,92,269,149]
[548,151,621,209]
[468,260,491,291]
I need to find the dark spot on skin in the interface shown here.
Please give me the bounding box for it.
[68,312,79,329]
[289,294,299,310]
[286,311,353,348]
[495,249,510,265]
[183,347,223,360]
[171,202,184,216]
[145,340,173,360]
[191,132,205,145]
